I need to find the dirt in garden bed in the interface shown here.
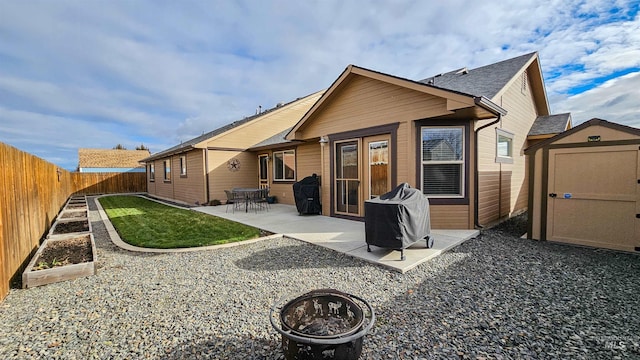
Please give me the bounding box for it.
[53,220,89,234]
[33,236,93,270]
[59,211,87,219]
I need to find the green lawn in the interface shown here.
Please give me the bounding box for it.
[99,195,262,248]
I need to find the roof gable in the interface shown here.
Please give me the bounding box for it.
[286,65,504,140]
[78,149,150,169]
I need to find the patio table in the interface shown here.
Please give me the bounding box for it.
[232,188,261,213]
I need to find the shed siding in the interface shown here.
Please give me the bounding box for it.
[476,69,538,226]
[553,125,638,144]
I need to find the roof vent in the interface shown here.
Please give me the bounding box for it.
[256,105,262,115]
[276,102,285,107]
[456,67,468,74]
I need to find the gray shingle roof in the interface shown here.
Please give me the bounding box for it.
[528,113,572,136]
[249,127,297,150]
[419,52,537,99]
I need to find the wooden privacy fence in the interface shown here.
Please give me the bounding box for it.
[0,142,147,302]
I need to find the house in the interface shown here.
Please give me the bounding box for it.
[140,91,324,205]
[144,52,570,230]
[255,52,570,229]
[77,148,150,173]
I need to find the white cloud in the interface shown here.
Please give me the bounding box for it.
[0,0,639,169]
[553,72,640,128]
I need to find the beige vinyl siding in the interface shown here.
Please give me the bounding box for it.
[296,143,321,179]
[476,69,538,226]
[207,150,258,204]
[154,156,175,200]
[429,205,471,229]
[171,150,206,205]
[294,75,452,219]
[299,75,452,139]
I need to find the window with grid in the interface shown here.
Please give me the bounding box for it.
[421,127,464,197]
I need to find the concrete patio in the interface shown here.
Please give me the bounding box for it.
[193,203,479,273]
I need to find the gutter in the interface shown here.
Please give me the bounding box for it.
[473,96,506,229]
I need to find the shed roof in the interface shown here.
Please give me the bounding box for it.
[528,113,572,136]
[525,118,640,154]
[78,149,150,169]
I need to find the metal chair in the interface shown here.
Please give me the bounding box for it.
[224,190,242,213]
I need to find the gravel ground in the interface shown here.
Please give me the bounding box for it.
[1,199,639,359]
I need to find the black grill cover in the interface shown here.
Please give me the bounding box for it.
[293,174,321,215]
[364,183,431,249]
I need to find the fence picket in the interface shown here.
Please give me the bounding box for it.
[0,142,146,301]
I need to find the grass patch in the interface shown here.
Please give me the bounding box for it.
[99,195,262,248]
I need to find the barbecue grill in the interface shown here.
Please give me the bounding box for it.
[364,183,433,260]
[293,174,321,215]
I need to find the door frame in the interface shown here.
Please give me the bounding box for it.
[258,153,269,189]
[328,123,399,219]
[363,134,392,201]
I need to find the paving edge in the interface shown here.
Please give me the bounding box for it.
[92,195,283,254]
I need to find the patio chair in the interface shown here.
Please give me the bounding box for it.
[256,187,270,211]
[224,190,242,213]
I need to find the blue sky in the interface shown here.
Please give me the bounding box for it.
[1,0,639,170]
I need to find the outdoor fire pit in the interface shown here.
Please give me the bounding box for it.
[270,289,374,360]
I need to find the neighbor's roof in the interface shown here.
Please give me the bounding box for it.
[528,113,572,137]
[142,90,323,162]
[78,149,150,169]
[420,52,537,99]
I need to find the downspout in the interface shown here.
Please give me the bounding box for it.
[473,96,506,229]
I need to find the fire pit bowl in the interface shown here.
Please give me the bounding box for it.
[270,289,375,360]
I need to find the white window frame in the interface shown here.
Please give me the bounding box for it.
[179,155,187,176]
[421,126,465,198]
[149,163,155,182]
[496,128,514,164]
[273,150,295,181]
[163,159,171,182]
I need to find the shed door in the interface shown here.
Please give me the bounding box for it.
[546,145,640,251]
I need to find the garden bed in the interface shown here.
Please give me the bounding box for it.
[65,203,88,210]
[48,219,91,237]
[22,234,97,288]
[59,210,88,219]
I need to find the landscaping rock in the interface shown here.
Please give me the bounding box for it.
[0,198,638,359]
